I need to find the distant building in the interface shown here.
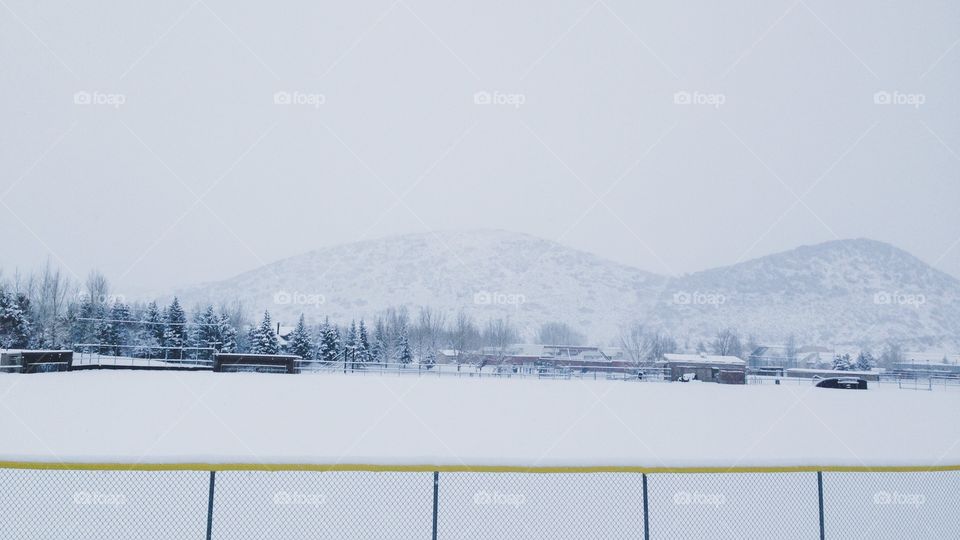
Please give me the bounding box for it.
[749,345,833,370]
[660,353,746,384]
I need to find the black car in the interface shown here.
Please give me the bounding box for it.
[815,377,868,390]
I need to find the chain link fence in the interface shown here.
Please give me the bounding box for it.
[1,467,957,539]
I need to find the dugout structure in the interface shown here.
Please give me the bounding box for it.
[213,353,301,374]
[0,350,73,373]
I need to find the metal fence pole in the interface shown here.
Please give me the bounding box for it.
[817,471,825,540]
[432,471,440,540]
[206,471,216,540]
[642,473,650,540]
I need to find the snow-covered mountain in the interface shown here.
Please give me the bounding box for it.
[172,231,960,348]
[172,229,666,340]
[657,239,960,349]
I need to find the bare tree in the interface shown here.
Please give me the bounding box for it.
[449,310,479,367]
[537,321,585,346]
[711,328,743,358]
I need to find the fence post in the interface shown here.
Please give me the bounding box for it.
[432,471,440,540]
[206,471,216,540]
[642,473,650,540]
[817,471,825,540]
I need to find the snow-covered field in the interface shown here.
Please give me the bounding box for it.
[1,372,957,539]
[0,370,958,466]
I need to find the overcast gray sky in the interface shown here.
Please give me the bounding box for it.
[1,0,958,293]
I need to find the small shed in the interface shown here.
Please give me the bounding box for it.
[661,353,746,384]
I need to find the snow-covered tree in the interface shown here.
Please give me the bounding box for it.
[371,319,388,365]
[854,351,874,371]
[712,328,743,358]
[832,353,853,371]
[344,320,358,368]
[217,312,238,353]
[287,314,313,359]
[356,319,371,364]
[315,318,339,363]
[396,324,412,366]
[248,310,279,354]
[0,288,32,349]
[164,298,187,359]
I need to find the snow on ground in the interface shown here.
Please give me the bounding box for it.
[0,371,957,467]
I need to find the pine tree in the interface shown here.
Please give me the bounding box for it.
[397,324,412,366]
[249,311,279,354]
[0,288,32,349]
[288,314,313,359]
[423,347,437,369]
[344,320,358,369]
[164,298,187,359]
[854,351,874,371]
[315,319,333,362]
[371,320,388,365]
[108,302,132,356]
[357,319,371,364]
[217,312,238,353]
[832,353,852,371]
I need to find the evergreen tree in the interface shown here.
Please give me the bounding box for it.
[371,320,388,365]
[357,319,371,364]
[315,319,336,363]
[217,312,238,353]
[0,288,32,349]
[854,351,874,371]
[164,298,187,359]
[108,302,132,356]
[344,320,358,368]
[423,347,437,369]
[248,310,279,354]
[832,353,853,371]
[288,314,313,359]
[397,324,412,366]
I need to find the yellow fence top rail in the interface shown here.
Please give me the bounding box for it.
[1,462,958,473]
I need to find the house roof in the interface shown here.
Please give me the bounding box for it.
[663,353,745,366]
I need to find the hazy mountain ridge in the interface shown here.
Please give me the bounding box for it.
[173,231,960,349]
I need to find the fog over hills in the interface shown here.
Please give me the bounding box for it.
[172,230,960,349]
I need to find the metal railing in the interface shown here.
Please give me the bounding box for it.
[1,464,957,539]
[299,361,669,382]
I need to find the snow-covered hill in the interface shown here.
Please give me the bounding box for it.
[172,229,666,340]
[656,239,960,348]
[173,231,960,348]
